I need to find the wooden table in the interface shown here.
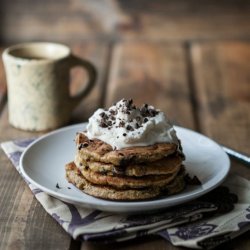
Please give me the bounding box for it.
[1,3,250,250]
[0,41,250,249]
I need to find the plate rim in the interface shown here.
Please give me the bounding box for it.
[20,123,231,212]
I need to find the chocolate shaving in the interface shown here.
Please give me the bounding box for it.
[185,174,202,185]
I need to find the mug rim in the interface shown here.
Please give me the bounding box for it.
[2,42,71,64]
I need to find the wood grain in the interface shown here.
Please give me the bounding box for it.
[191,42,250,185]
[191,42,250,153]
[117,0,250,42]
[0,48,7,113]
[105,42,194,129]
[1,0,250,43]
[0,146,72,250]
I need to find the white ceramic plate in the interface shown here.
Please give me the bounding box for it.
[20,123,230,213]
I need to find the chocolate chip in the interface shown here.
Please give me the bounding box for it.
[123,133,127,136]
[119,121,125,127]
[99,112,105,117]
[141,107,148,116]
[78,143,88,150]
[144,118,148,123]
[149,108,159,117]
[100,122,108,128]
[126,125,134,131]
[135,123,140,129]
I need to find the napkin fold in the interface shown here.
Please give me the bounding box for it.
[1,138,250,249]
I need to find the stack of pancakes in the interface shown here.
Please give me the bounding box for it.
[65,133,186,201]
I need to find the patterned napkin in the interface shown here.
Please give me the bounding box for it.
[1,138,250,249]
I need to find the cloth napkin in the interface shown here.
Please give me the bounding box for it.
[1,138,250,249]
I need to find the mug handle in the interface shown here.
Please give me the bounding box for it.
[68,55,97,109]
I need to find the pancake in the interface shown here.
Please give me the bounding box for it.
[75,153,183,177]
[65,162,186,201]
[76,133,178,166]
[78,164,181,189]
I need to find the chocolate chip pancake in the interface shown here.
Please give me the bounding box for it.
[75,153,183,177]
[65,162,186,201]
[78,164,181,189]
[76,133,178,166]
[65,99,188,201]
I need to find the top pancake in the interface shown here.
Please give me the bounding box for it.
[76,133,178,166]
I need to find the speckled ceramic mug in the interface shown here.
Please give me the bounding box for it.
[2,42,96,131]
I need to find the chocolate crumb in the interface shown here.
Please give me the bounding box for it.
[99,112,105,118]
[100,121,108,128]
[185,174,202,185]
[78,143,88,150]
[56,183,61,189]
[119,121,125,127]
[67,187,71,189]
[126,125,134,131]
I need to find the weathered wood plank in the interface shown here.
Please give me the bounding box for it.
[1,0,250,43]
[105,42,194,129]
[191,42,250,153]
[0,144,73,250]
[117,0,250,42]
[191,41,250,249]
[0,48,7,113]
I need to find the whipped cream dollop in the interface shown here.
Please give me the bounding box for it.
[85,99,179,149]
